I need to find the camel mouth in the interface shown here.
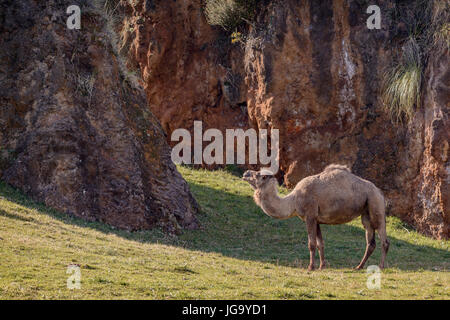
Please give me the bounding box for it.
[242,175,255,183]
[244,179,257,189]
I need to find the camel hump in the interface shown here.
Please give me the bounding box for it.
[323,164,351,172]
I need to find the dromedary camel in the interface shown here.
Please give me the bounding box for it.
[242,164,389,271]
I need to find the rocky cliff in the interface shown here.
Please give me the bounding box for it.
[120,0,249,142]
[0,0,198,232]
[122,0,448,239]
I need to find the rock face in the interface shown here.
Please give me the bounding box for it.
[415,46,449,239]
[121,0,249,147]
[123,0,448,239]
[0,0,198,232]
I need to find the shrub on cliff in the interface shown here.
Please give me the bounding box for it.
[431,1,450,51]
[204,0,258,31]
[381,0,449,124]
[381,38,422,124]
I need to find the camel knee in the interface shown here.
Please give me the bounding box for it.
[368,237,376,250]
[316,238,324,248]
[382,239,390,252]
[308,242,316,252]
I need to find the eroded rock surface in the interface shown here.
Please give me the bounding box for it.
[0,0,198,232]
[121,0,249,146]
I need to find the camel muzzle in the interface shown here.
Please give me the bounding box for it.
[242,170,257,189]
[243,171,252,178]
[242,170,255,181]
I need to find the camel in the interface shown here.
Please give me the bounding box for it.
[242,164,389,271]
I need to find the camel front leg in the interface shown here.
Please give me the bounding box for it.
[316,224,326,270]
[355,227,375,270]
[306,217,317,271]
[355,214,376,270]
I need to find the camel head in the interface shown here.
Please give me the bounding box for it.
[242,169,277,190]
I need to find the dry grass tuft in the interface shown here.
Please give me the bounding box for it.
[381,38,422,124]
[204,0,258,31]
[431,1,450,51]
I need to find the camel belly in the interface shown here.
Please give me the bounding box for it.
[317,197,367,225]
[317,209,361,224]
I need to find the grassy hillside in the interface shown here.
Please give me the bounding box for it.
[0,166,448,299]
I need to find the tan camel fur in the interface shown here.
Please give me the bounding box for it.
[242,164,389,271]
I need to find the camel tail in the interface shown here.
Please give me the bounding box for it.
[367,186,386,229]
[375,186,386,213]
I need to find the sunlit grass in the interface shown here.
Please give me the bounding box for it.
[0,167,448,299]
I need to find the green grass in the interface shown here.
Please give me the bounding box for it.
[0,166,448,299]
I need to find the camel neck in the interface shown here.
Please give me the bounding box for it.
[255,185,296,220]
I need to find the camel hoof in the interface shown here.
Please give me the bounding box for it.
[354,265,363,270]
[319,264,326,270]
[307,265,315,271]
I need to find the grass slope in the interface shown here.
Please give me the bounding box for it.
[0,166,448,299]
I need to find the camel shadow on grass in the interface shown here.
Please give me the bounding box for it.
[0,180,448,271]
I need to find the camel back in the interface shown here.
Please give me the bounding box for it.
[323,164,351,172]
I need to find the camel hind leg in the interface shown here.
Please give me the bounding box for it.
[368,190,390,269]
[377,220,389,269]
